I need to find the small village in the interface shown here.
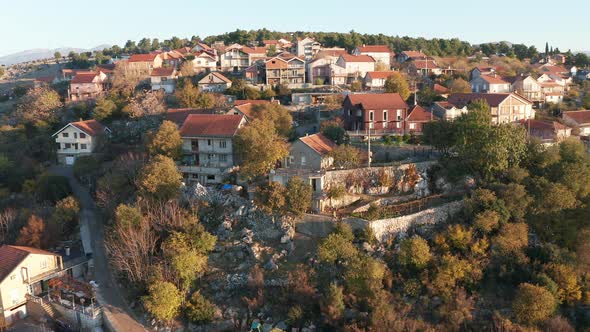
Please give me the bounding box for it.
[1,29,590,332]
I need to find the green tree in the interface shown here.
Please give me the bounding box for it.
[512,283,556,325]
[285,176,312,216]
[384,72,410,100]
[321,283,345,326]
[398,235,432,270]
[250,103,293,138]
[185,290,216,323]
[235,119,288,179]
[226,79,261,100]
[146,120,183,160]
[321,120,347,144]
[350,80,363,92]
[15,87,62,127]
[137,155,182,201]
[54,51,62,63]
[329,144,362,169]
[115,204,142,228]
[254,182,286,216]
[93,97,117,121]
[143,281,182,322]
[163,231,208,291]
[318,232,359,263]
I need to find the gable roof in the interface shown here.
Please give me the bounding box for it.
[0,245,59,283]
[180,114,245,137]
[412,59,439,70]
[406,105,434,122]
[340,54,375,63]
[346,93,409,110]
[402,50,427,58]
[71,73,99,84]
[299,133,337,156]
[208,72,232,84]
[478,74,509,85]
[356,45,393,53]
[366,71,397,79]
[521,119,569,131]
[53,119,108,137]
[129,53,159,62]
[150,67,176,77]
[434,101,462,110]
[563,110,590,125]
[165,108,214,126]
[447,93,531,108]
[433,84,449,94]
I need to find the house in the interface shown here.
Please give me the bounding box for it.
[396,50,427,63]
[191,51,218,73]
[409,59,441,76]
[283,133,336,170]
[263,39,293,53]
[405,105,436,134]
[510,75,542,102]
[165,108,214,127]
[431,101,468,121]
[539,81,565,103]
[68,71,107,101]
[307,50,349,85]
[563,110,590,136]
[197,72,232,92]
[433,84,450,98]
[470,74,510,93]
[226,100,277,120]
[352,45,394,68]
[363,71,396,90]
[336,54,376,83]
[295,37,321,60]
[264,54,306,87]
[343,93,409,134]
[0,245,63,326]
[521,119,571,144]
[178,114,247,184]
[447,93,534,124]
[150,67,178,94]
[159,50,185,69]
[219,45,266,72]
[52,119,110,165]
[127,53,163,72]
[59,69,94,81]
[469,66,496,80]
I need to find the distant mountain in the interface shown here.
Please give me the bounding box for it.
[0,45,112,66]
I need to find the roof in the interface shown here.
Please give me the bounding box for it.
[299,133,337,155]
[412,59,439,70]
[241,46,266,55]
[402,50,427,58]
[433,84,449,94]
[71,73,98,84]
[234,100,273,106]
[366,71,397,79]
[0,245,59,283]
[150,67,176,77]
[563,110,590,125]
[209,72,232,84]
[434,101,460,110]
[477,74,509,85]
[340,54,376,63]
[233,104,258,119]
[96,64,116,73]
[448,93,519,108]
[71,119,108,136]
[165,108,214,126]
[407,105,434,122]
[129,53,159,62]
[347,93,409,110]
[542,65,568,74]
[315,49,349,58]
[357,45,393,53]
[521,119,569,131]
[180,114,245,137]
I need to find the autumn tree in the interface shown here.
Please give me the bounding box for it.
[137,155,182,201]
[254,182,286,217]
[384,72,410,100]
[285,176,312,216]
[179,61,196,77]
[16,214,45,248]
[448,78,471,93]
[250,103,293,138]
[512,283,556,325]
[163,231,209,292]
[111,62,145,96]
[123,91,166,118]
[143,280,183,323]
[329,144,362,169]
[14,87,62,127]
[398,235,432,270]
[174,80,224,109]
[146,120,183,160]
[235,119,288,179]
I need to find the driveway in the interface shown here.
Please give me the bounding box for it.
[50,166,148,332]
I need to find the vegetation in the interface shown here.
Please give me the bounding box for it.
[146,120,183,160]
[384,72,410,100]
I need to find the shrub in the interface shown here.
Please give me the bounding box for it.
[512,283,556,325]
[185,290,216,323]
[36,174,71,202]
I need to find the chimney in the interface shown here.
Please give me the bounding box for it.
[65,246,71,256]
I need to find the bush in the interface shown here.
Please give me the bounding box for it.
[512,283,556,325]
[185,290,216,323]
[36,174,71,202]
[73,155,100,183]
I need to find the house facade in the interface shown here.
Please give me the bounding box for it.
[431,101,468,121]
[191,51,218,73]
[295,37,321,60]
[220,45,266,72]
[0,246,63,326]
[69,71,107,101]
[511,76,542,102]
[470,74,510,93]
[363,71,396,90]
[352,45,394,68]
[150,67,178,94]
[127,53,163,72]
[343,93,409,134]
[447,93,534,124]
[179,115,246,184]
[563,110,590,136]
[52,120,110,165]
[336,55,376,83]
[197,72,232,92]
[405,105,436,134]
[264,55,306,87]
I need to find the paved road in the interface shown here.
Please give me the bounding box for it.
[50,166,148,332]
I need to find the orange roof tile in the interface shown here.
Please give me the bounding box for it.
[347,93,408,110]
[129,53,159,62]
[340,54,375,63]
[71,119,107,136]
[299,133,337,155]
[180,114,244,137]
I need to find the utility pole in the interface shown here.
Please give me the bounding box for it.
[367,126,371,168]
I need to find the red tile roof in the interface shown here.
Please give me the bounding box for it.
[448,93,513,108]
[412,59,438,70]
[241,46,266,54]
[478,74,509,85]
[165,108,214,126]
[402,50,427,58]
[357,45,393,53]
[96,64,116,73]
[521,119,569,131]
[299,133,337,155]
[129,53,159,62]
[0,245,59,282]
[340,54,376,63]
[209,72,232,84]
[316,50,349,58]
[433,84,449,94]
[71,119,107,136]
[347,93,409,110]
[366,71,397,79]
[234,100,273,106]
[407,105,434,122]
[71,73,98,84]
[180,114,245,137]
[150,67,176,77]
[563,110,590,125]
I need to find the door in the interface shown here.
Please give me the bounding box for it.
[65,156,75,165]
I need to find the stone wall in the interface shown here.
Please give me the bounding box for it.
[368,200,463,242]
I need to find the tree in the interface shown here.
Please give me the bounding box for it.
[384,72,410,100]
[137,155,182,201]
[226,79,261,100]
[493,222,528,259]
[93,97,117,121]
[250,103,293,138]
[318,233,359,263]
[448,78,471,93]
[350,80,363,92]
[321,120,347,144]
[185,290,216,323]
[329,144,361,169]
[17,215,45,248]
[512,283,556,325]
[321,283,345,326]
[123,91,166,118]
[52,196,80,235]
[36,174,72,203]
[398,235,432,270]
[422,120,456,156]
[179,61,195,77]
[174,80,221,109]
[143,281,182,323]
[544,263,582,305]
[54,51,62,63]
[111,61,146,96]
[163,231,208,291]
[235,119,288,179]
[374,62,389,71]
[146,120,183,160]
[254,182,286,216]
[285,177,312,216]
[14,87,62,127]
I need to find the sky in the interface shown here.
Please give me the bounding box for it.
[2,0,590,57]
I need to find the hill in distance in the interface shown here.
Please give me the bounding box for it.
[0,45,111,66]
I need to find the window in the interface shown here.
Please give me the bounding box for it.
[383,111,388,121]
[161,77,168,81]
[65,143,71,149]
[397,109,402,120]
[219,141,227,148]
[409,123,416,130]
[191,140,198,151]
[191,174,199,179]
[396,122,401,129]
[80,144,87,150]
[369,111,374,121]
[207,139,212,146]
[40,260,47,269]
[79,133,86,139]
[219,154,227,162]
[207,175,215,180]
[301,156,306,165]
[289,155,294,165]
[62,133,69,138]
[74,132,77,139]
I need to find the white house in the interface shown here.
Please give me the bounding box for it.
[150,67,178,94]
[470,74,510,93]
[336,54,376,83]
[52,119,111,165]
[352,45,394,68]
[295,37,321,60]
[191,51,218,73]
[363,71,396,90]
[197,72,232,92]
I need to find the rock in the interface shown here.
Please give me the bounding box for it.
[222,219,232,230]
[362,242,374,253]
[264,258,278,271]
[275,321,288,330]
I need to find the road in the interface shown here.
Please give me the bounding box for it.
[50,166,148,332]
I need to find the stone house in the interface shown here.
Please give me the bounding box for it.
[127,53,163,73]
[52,119,111,165]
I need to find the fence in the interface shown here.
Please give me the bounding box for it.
[351,193,460,221]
